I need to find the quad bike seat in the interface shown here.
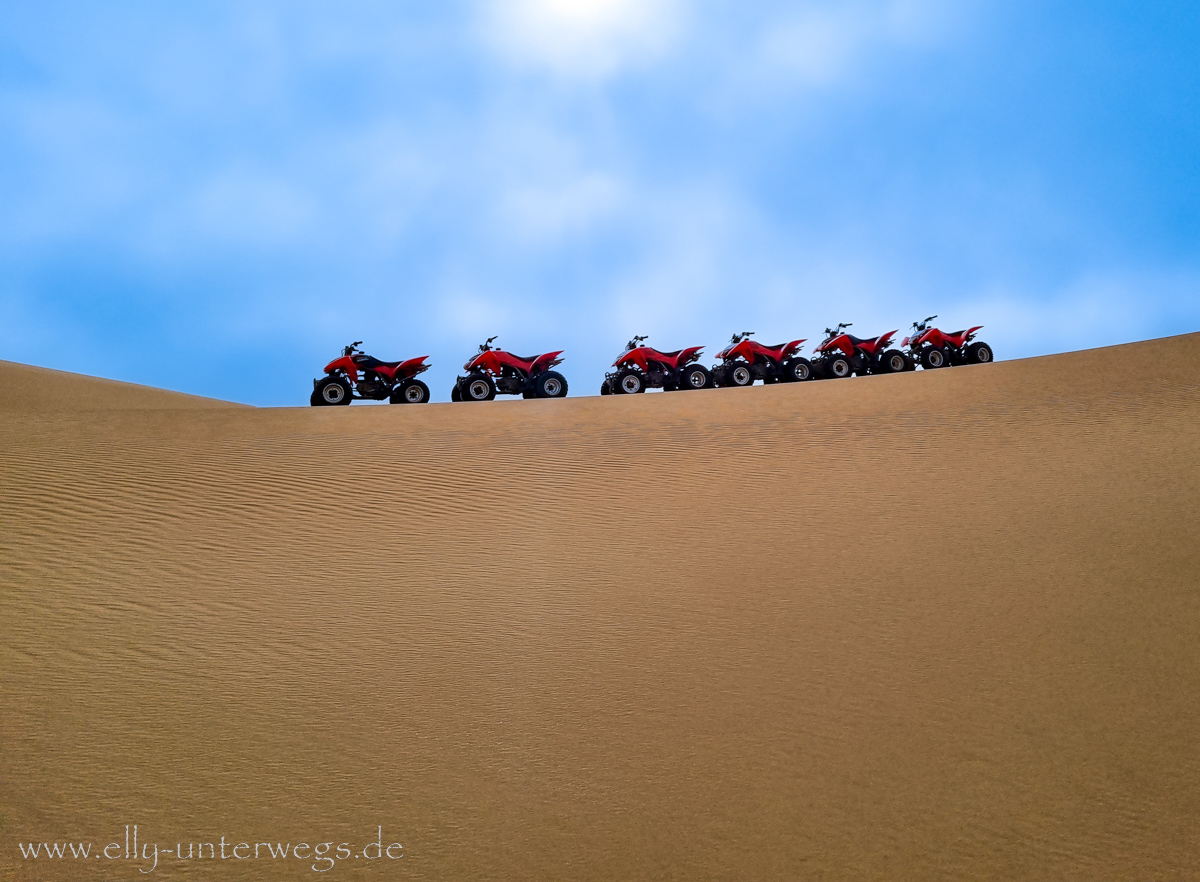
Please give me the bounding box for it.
[761,343,790,352]
[844,334,872,346]
[507,353,547,364]
[650,349,684,359]
[947,330,967,338]
[354,355,403,370]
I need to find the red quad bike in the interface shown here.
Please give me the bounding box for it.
[311,341,431,406]
[812,323,905,379]
[711,331,812,387]
[452,336,568,402]
[600,336,712,395]
[903,315,994,370]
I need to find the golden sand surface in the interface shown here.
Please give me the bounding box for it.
[2,335,1199,881]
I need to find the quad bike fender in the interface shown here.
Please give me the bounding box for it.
[614,349,650,372]
[875,331,898,349]
[910,329,938,349]
[965,325,984,340]
[819,336,854,358]
[374,356,429,382]
[467,350,503,375]
[530,351,565,374]
[396,355,430,377]
[677,345,704,365]
[323,355,358,382]
[722,341,750,362]
[907,329,935,348]
[782,338,807,358]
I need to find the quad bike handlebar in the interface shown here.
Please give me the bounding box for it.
[478,335,498,353]
[823,322,852,338]
[342,341,364,356]
[626,335,648,351]
[730,331,754,344]
[912,315,938,332]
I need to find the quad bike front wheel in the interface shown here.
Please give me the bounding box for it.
[680,364,712,390]
[882,349,908,374]
[461,373,496,401]
[390,379,430,404]
[615,369,645,394]
[784,357,812,382]
[728,363,753,387]
[920,347,948,370]
[967,341,993,364]
[312,376,352,406]
[535,370,568,398]
[825,355,853,379]
[450,384,462,402]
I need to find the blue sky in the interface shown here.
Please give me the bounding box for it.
[2,1,1198,404]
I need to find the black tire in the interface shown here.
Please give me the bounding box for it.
[967,341,994,364]
[450,384,462,402]
[600,380,612,395]
[920,347,948,370]
[615,369,645,394]
[784,357,812,382]
[882,349,908,374]
[534,370,568,398]
[680,363,712,390]
[313,376,352,406]
[461,373,496,401]
[727,362,753,387]
[390,379,430,404]
[826,355,853,379]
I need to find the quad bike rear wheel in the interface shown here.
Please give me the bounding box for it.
[313,376,352,406]
[882,349,908,374]
[784,357,812,382]
[920,347,948,369]
[615,369,645,394]
[390,379,430,404]
[967,341,993,364]
[535,370,568,399]
[680,364,712,390]
[826,355,853,379]
[728,363,753,387]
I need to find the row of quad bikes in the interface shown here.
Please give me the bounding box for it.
[310,317,993,406]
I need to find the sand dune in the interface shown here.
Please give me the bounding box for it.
[0,360,246,413]
[2,334,1199,881]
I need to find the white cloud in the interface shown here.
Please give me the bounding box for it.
[961,271,1200,359]
[751,0,965,88]
[189,170,317,246]
[478,0,682,78]
[497,173,627,243]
